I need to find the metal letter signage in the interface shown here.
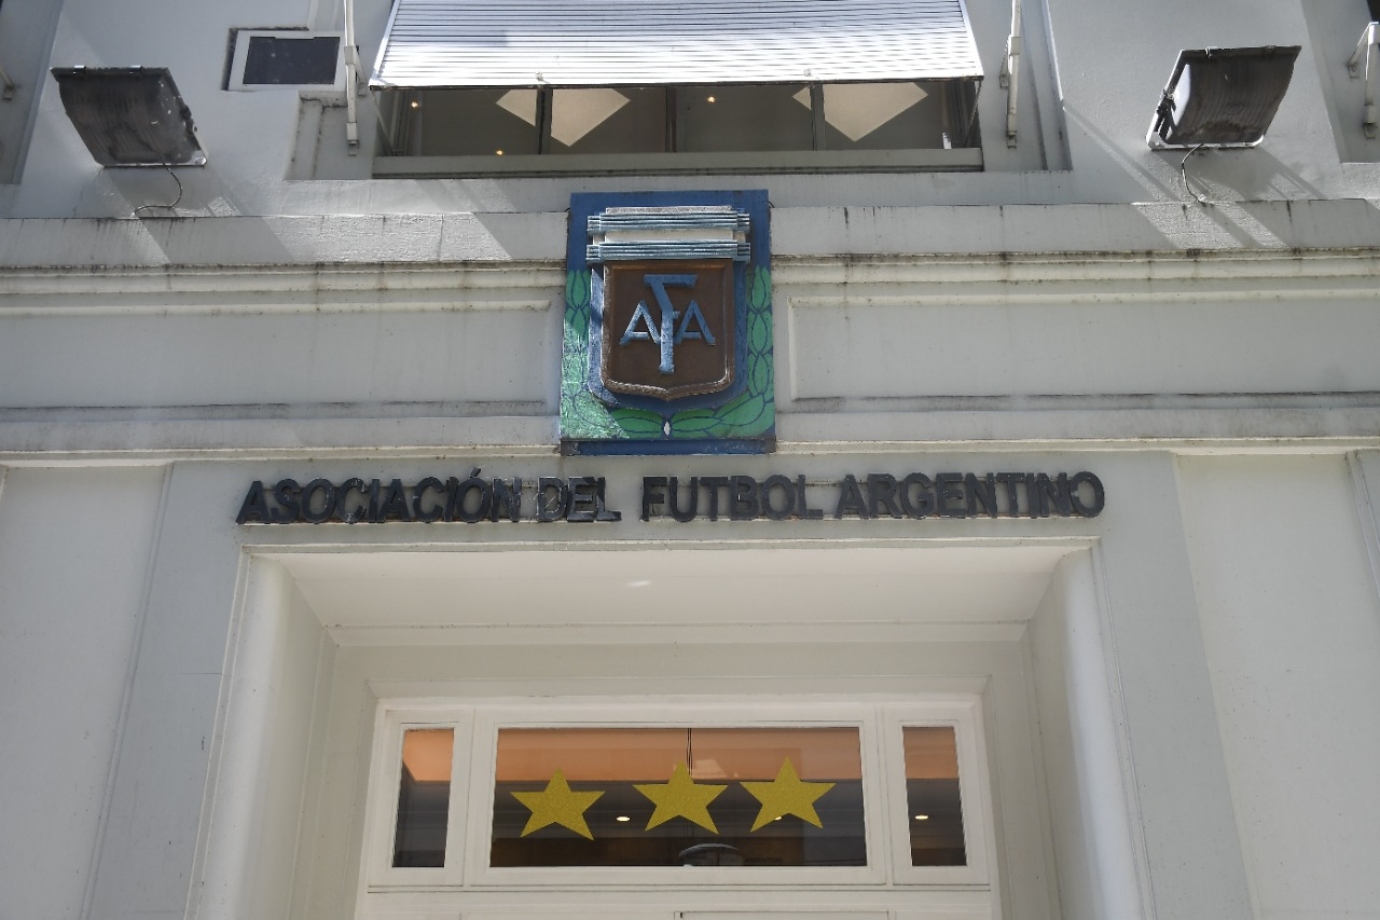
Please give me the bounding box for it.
[235,470,1106,525]
[561,191,774,455]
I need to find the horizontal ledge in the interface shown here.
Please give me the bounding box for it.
[0,260,565,295]
[0,297,554,318]
[1,203,1378,270]
[774,248,1380,286]
[1,406,1379,460]
[785,287,1380,308]
[373,148,983,178]
[0,244,1376,293]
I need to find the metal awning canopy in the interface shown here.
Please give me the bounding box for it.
[370,0,983,89]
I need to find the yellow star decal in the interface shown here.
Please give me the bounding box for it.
[511,769,604,840]
[634,761,728,833]
[741,757,835,831]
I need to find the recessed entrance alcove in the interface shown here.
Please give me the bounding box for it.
[194,543,1142,920]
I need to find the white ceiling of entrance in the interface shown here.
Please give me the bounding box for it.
[275,545,1075,646]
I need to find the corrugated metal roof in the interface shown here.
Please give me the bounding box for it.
[371,0,983,89]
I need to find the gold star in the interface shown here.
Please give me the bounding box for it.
[741,757,835,831]
[634,761,728,833]
[511,769,604,840]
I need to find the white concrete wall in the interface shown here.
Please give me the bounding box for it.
[1177,454,1380,920]
[0,465,167,920]
[1303,0,1380,164]
[0,0,1375,225]
[1028,552,1144,920]
[0,0,65,183]
[82,462,252,920]
[194,559,335,920]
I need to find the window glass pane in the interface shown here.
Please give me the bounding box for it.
[243,35,340,85]
[408,89,540,156]
[381,80,981,158]
[492,727,865,867]
[393,728,454,867]
[820,81,951,151]
[678,84,814,152]
[549,87,666,154]
[902,726,966,866]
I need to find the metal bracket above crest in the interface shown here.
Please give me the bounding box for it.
[586,205,751,263]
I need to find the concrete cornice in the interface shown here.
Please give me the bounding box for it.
[0,242,1374,316]
[0,260,565,315]
[0,199,1377,269]
[776,247,1380,281]
[0,406,1377,463]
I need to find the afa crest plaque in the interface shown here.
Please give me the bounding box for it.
[561,191,774,455]
[602,261,734,400]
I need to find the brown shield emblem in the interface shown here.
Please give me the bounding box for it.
[601,260,734,400]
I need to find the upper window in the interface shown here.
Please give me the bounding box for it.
[358,698,993,916]
[369,0,983,174]
[489,726,871,868]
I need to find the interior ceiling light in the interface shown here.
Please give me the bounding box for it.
[1147,46,1301,149]
[792,82,927,142]
[51,66,206,166]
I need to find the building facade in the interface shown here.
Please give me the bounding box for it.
[1,2,1380,920]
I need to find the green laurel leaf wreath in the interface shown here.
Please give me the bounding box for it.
[669,266,774,440]
[560,271,622,439]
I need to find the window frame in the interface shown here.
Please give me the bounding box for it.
[371,79,983,177]
[883,704,993,886]
[358,696,993,901]
[374,147,984,178]
[360,705,475,890]
[226,30,345,93]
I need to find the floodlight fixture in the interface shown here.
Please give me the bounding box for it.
[1147,46,1301,149]
[51,66,206,166]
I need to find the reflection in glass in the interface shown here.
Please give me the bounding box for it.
[491,727,865,867]
[820,82,948,150]
[902,726,966,866]
[393,727,454,867]
[549,87,666,154]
